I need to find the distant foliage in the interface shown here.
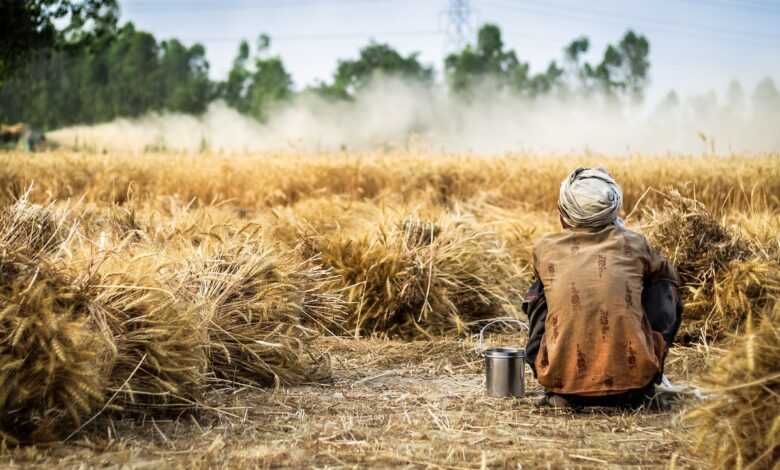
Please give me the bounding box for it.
[0,0,119,79]
[0,23,213,129]
[318,42,434,100]
[218,35,293,121]
[445,24,563,97]
[444,24,650,100]
[2,8,778,132]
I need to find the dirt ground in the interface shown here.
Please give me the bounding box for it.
[0,334,710,469]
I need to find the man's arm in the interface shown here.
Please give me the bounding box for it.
[641,280,683,346]
[640,236,683,347]
[523,278,547,378]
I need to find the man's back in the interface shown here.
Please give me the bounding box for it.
[532,225,671,396]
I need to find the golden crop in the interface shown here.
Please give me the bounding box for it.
[0,149,777,468]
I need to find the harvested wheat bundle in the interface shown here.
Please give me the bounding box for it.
[94,263,208,411]
[401,216,442,247]
[686,305,780,469]
[177,241,342,387]
[0,194,75,257]
[645,192,777,340]
[74,204,148,243]
[265,195,387,251]
[645,192,750,281]
[311,213,526,338]
[709,259,780,328]
[0,246,109,443]
[89,206,149,243]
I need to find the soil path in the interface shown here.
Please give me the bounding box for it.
[0,337,705,469]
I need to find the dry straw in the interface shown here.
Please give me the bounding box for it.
[93,267,209,411]
[0,200,108,443]
[176,240,343,387]
[646,191,780,341]
[0,249,109,443]
[686,304,780,469]
[0,192,76,256]
[310,213,526,338]
[1,152,778,452]
[0,192,345,442]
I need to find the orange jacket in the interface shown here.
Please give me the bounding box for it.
[531,225,679,396]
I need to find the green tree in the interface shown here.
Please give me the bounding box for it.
[0,0,118,80]
[564,37,590,65]
[563,36,589,87]
[114,27,159,117]
[579,30,650,99]
[221,40,251,112]
[218,35,292,120]
[444,24,526,93]
[323,42,433,99]
[529,62,564,95]
[615,31,650,97]
[158,40,212,114]
[0,21,214,128]
[445,24,565,97]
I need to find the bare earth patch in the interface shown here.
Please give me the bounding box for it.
[0,335,706,469]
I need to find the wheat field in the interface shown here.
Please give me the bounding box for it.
[0,150,778,468]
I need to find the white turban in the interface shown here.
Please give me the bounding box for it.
[558,167,623,229]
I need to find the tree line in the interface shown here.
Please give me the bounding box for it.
[1,1,778,129]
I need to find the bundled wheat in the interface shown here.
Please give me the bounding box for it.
[262,195,401,254]
[311,213,526,338]
[86,206,148,243]
[0,195,75,256]
[686,305,780,469]
[0,247,108,443]
[177,241,342,387]
[646,192,778,340]
[94,262,208,411]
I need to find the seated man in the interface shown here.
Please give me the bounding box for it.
[524,168,682,409]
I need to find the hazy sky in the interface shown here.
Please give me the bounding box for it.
[120,0,780,104]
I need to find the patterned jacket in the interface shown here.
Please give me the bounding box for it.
[526,225,680,396]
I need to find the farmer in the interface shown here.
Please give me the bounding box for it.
[524,168,682,409]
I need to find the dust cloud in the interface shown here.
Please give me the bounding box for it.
[47,77,780,155]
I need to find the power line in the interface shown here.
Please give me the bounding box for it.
[479,0,780,44]
[676,0,780,14]
[122,0,394,13]
[177,29,445,43]
[445,0,473,50]
[485,0,780,38]
[119,0,780,54]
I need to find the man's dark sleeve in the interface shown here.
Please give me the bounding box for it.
[641,279,683,347]
[523,278,547,377]
[640,236,683,347]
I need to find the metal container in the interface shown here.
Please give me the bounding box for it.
[484,347,526,398]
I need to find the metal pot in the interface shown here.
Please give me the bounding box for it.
[484,347,526,398]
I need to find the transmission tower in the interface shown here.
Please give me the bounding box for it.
[445,0,472,50]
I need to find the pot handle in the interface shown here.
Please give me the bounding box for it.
[475,317,528,356]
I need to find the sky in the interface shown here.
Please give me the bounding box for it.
[119,0,780,105]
